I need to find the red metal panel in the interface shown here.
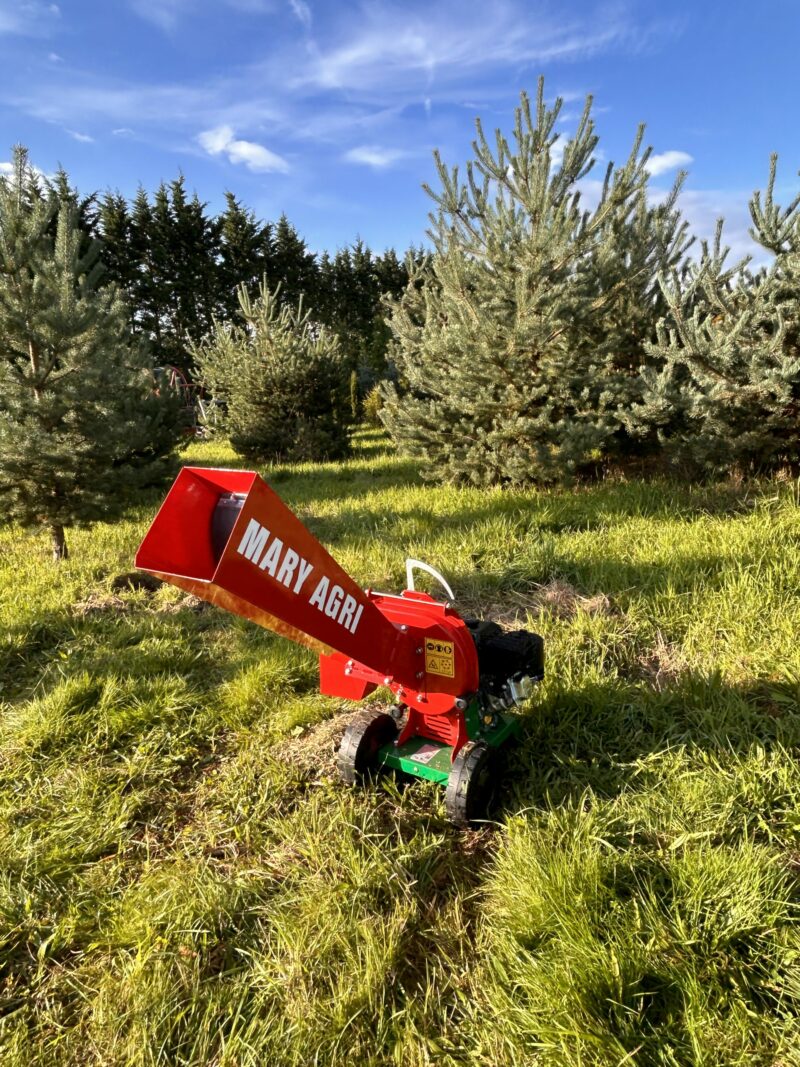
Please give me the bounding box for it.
[136,467,416,681]
[136,467,256,581]
[317,590,480,723]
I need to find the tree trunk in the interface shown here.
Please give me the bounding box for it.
[51,524,68,562]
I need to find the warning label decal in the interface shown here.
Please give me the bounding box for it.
[410,743,441,764]
[425,638,455,678]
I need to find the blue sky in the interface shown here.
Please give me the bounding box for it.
[0,0,798,260]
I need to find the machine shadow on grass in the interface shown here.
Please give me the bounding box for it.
[501,668,800,815]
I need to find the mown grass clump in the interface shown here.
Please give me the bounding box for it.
[1,430,799,1065]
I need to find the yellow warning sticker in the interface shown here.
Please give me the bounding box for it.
[425,638,454,678]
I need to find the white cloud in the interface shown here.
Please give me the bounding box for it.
[656,186,767,266]
[645,150,693,177]
[198,125,234,155]
[112,127,135,136]
[0,0,61,36]
[343,144,407,169]
[289,0,311,28]
[0,158,49,180]
[67,129,94,143]
[198,124,290,173]
[16,80,227,125]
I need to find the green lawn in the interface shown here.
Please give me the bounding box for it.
[1,430,799,1066]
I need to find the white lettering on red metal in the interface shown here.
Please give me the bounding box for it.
[237,520,363,634]
[237,518,269,563]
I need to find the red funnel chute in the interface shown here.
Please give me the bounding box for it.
[135,467,411,675]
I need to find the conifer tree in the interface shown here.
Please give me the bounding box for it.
[128,186,165,349]
[165,177,219,367]
[382,79,687,484]
[110,179,220,372]
[316,242,410,387]
[98,191,137,329]
[270,214,319,309]
[193,280,350,463]
[627,157,800,474]
[0,147,182,560]
[218,191,272,317]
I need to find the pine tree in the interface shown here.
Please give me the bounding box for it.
[576,175,692,465]
[193,281,351,463]
[381,79,685,484]
[316,249,336,323]
[0,147,182,560]
[374,248,408,296]
[627,158,800,474]
[49,169,100,251]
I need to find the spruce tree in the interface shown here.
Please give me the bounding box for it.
[193,280,351,463]
[0,147,182,560]
[381,79,686,484]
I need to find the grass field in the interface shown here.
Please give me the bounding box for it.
[2,429,800,1066]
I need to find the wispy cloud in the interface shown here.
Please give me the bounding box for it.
[288,0,311,29]
[112,127,135,136]
[0,1,60,36]
[67,129,94,143]
[128,0,188,31]
[343,144,408,169]
[130,0,277,29]
[297,3,649,93]
[14,79,226,125]
[198,124,290,173]
[646,149,693,177]
[3,0,680,181]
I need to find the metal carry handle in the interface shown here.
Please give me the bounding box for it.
[405,558,455,602]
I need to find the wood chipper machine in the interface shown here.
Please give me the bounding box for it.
[136,467,544,825]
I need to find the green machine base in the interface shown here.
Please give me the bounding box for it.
[377,711,520,785]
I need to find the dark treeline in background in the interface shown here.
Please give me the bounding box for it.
[72,176,416,387]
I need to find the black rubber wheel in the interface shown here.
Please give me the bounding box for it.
[336,710,398,786]
[444,741,497,827]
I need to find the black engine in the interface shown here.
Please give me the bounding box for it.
[466,620,544,712]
